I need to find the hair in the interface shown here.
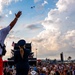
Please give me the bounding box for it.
[19,45,25,58]
[17,39,26,58]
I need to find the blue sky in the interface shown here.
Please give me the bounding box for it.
[0,0,75,60]
[1,0,57,38]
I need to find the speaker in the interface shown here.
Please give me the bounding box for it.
[60,52,64,62]
[26,43,31,52]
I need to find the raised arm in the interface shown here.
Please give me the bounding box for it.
[10,11,22,30]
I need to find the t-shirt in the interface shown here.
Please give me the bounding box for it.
[0,26,10,55]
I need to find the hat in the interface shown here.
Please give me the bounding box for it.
[17,39,26,46]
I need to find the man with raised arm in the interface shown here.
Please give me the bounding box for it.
[0,11,22,75]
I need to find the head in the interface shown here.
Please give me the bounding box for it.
[17,39,26,49]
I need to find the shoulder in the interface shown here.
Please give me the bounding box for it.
[25,48,30,52]
[24,49,31,54]
[1,26,10,33]
[2,26,10,31]
[14,50,20,54]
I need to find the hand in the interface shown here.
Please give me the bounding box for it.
[15,11,22,19]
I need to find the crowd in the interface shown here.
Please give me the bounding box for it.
[3,61,75,75]
[3,65,16,75]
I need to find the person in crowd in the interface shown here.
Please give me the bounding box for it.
[0,11,22,75]
[14,39,31,75]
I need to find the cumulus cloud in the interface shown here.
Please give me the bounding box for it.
[0,0,12,13]
[32,0,75,59]
[0,0,20,14]
[26,24,43,30]
[22,20,44,31]
[56,0,75,12]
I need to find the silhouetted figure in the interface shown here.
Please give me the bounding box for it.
[14,39,31,75]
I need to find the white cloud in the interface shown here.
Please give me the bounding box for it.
[9,10,12,15]
[5,11,12,17]
[0,0,20,14]
[5,14,8,17]
[56,0,75,12]
[42,1,48,6]
[0,0,3,13]
[32,0,75,59]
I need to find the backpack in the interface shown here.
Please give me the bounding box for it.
[0,43,6,56]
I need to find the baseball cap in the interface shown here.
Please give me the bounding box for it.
[17,39,26,46]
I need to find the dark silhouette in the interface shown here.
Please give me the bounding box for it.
[31,6,35,9]
[14,39,31,75]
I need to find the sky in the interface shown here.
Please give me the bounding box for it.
[0,0,75,60]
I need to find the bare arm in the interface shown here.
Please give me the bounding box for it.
[10,11,22,30]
